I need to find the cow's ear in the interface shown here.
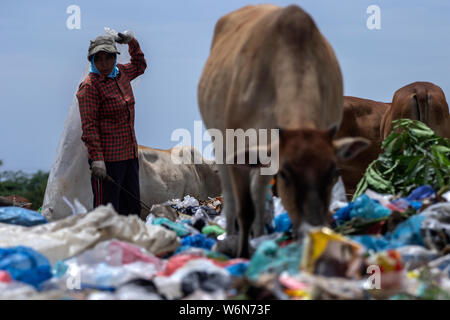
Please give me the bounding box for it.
[333,137,370,161]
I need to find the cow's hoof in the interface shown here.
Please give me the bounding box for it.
[213,235,240,258]
[213,235,256,258]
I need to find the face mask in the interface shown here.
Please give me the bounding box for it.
[90,54,119,79]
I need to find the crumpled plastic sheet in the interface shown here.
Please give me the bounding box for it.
[420,203,450,251]
[0,205,181,264]
[350,214,426,252]
[153,259,231,300]
[246,240,303,280]
[52,240,166,290]
[0,246,52,289]
[0,207,48,227]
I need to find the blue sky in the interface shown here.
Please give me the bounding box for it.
[1,0,449,172]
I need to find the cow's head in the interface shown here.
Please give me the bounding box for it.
[233,127,370,238]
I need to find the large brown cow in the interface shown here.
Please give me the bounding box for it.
[336,97,391,196]
[380,82,450,140]
[337,82,450,197]
[198,4,369,258]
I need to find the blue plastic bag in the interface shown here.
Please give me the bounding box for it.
[226,262,249,277]
[350,214,426,252]
[152,217,191,237]
[0,246,52,289]
[406,185,435,201]
[245,240,303,280]
[181,234,216,250]
[0,207,48,227]
[349,195,391,220]
[274,212,292,233]
[333,195,391,226]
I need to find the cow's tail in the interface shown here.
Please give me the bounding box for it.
[412,86,430,124]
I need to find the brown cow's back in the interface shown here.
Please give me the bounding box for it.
[198,4,343,135]
[381,82,450,139]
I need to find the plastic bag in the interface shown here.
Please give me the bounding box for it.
[246,240,303,280]
[0,246,52,289]
[42,28,143,221]
[420,203,450,251]
[0,207,48,227]
[57,240,165,290]
[181,234,216,250]
[153,259,231,300]
[349,194,392,220]
[152,217,191,237]
[274,212,292,233]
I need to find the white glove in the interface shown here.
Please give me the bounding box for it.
[91,161,107,180]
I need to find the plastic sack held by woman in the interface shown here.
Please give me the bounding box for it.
[76,31,147,216]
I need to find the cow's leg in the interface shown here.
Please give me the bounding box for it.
[218,164,238,235]
[250,169,272,237]
[229,166,254,258]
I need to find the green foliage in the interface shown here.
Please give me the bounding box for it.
[354,119,450,200]
[0,165,49,210]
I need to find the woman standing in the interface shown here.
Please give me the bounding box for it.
[76,31,147,216]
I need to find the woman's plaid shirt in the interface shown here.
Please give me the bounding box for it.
[77,38,147,162]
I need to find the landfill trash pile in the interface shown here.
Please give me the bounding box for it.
[0,185,449,300]
[1,120,450,300]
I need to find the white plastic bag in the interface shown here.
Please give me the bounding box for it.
[42,28,142,221]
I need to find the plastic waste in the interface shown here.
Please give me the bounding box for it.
[250,232,284,249]
[0,246,52,289]
[420,203,450,251]
[202,225,225,237]
[301,228,364,279]
[225,262,249,277]
[192,216,208,232]
[0,207,48,227]
[62,197,88,215]
[274,212,292,233]
[57,240,165,290]
[273,197,286,218]
[172,195,200,209]
[442,191,450,202]
[349,194,392,220]
[153,259,231,300]
[246,240,303,280]
[0,281,38,299]
[406,185,435,201]
[350,214,426,252]
[152,217,191,237]
[428,255,450,277]
[395,246,441,271]
[213,216,226,230]
[108,279,163,300]
[181,234,216,250]
[181,270,230,296]
[0,270,12,283]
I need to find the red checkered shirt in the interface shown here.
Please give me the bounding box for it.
[77,38,147,162]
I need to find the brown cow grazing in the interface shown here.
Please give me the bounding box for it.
[380,82,450,140]
[198,4,369,258]
[336,97,391,197]
[337,82,450,198]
